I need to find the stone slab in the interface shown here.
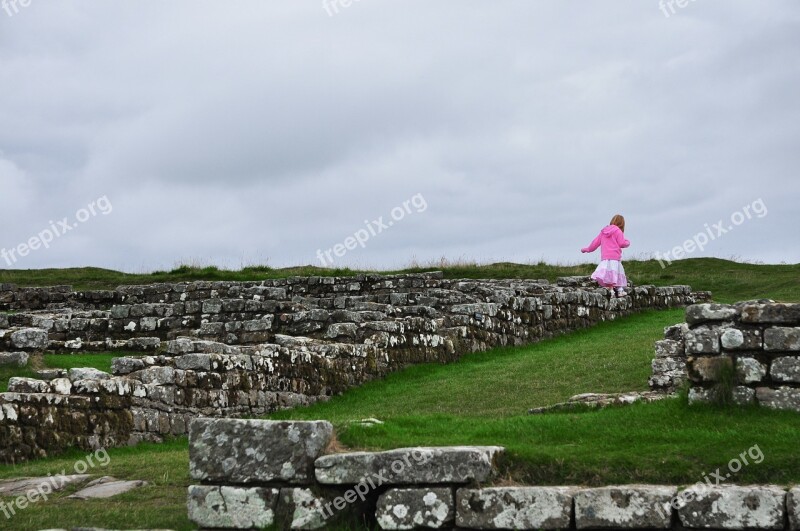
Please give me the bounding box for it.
[456,487,574,530]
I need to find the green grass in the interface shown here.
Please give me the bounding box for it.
[0,354,124,392]
[1,258,799,302]
[0,439,192,531]
[274,309,685,419]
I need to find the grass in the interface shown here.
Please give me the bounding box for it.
[1,258,798,302]
[0,439,192,530]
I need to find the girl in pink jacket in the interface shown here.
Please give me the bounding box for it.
[581,214,630,297]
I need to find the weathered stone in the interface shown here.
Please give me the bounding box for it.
[456,487,573,530]
[721,328,763,350]
[315,446,503,485]
[688,386,713,404]
[0,351,28,367]
[789,486,800,531]
[67,476,147,499]
[677,484,786,530]
[174,353,213,371]
[50,377,72,394]
[654,339,684,358]
[376,487,454,529]
[688,356,732,383]
[756,387,800,412]
[733,386,756,405]
[7,377,50,393]
[111,357,145,375]
[574,485,676,529]
[10,328,48,350]
[664,323,688,341]
[277,487,361,530]
[771,356,800,383]
[187,485,279,529]
[0,474,90,496]
[736,357,767,384]
[190,419,333,484]
[740,303,800,324]
[68,367,112,382]
[764,327,800,351]
[685,328,720,354]
[686,303,738,325]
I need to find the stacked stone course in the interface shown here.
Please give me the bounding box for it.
[187,418,800,530]
[1,274,707,463]
[648,301,800,412]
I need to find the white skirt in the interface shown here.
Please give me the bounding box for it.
[591,260,627,288]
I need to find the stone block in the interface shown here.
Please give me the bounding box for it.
[686,304,738,325]
[677,484,786,530]
[740,303,800,324]
[764,327,800,351]
[736,357,767,384]
[756,387,800,412]
[654,339,684,358]
[574,485,676,529]
[456,487,573,530]
[315,446,503,486]
[10,328,48,350]
[721,328,763,350]
[789,486,800,531]
[685,328,720,354]
[187,485,279,529]
[771,356,800,383]
[190,419,333,484]
[688,356,732,383]
[377,487,454,529]
[0,351,29,367]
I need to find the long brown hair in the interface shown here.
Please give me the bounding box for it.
[610,214,625,233]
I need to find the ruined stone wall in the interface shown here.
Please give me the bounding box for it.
[0,274,707,463]
[648,302,800,413]
[186,418,800,530]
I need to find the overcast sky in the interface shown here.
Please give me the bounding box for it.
[1,1,798,272]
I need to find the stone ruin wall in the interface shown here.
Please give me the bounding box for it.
[185,418,800,530]
[0,273,708,463]
[648,301,800,412]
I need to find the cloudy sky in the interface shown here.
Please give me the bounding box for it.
[1,1,798,272]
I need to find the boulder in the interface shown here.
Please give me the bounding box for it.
[376,487,454,529]
[574,485,676,529]
[686,304,738,325]
[0,351,28,367]
[456,487,574,530]
[677,484,786,530]
[10,328,48,350]
[187,485,279,529]
[315,446,503,486]
[190,419,333,484]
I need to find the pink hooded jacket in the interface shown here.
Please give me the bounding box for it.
[582,225,630,261]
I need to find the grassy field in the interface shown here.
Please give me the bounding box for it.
[1,258,799,302]
[0,259,798,529]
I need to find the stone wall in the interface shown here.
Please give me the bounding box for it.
[648,302,800,412]
[187,418,800,530]
[0,274,707,463]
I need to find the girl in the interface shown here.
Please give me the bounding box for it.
[581,214,630,297]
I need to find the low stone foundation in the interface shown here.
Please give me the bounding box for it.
[1,274,707,463]
[648,301,800,412]
[187,418,800,530]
